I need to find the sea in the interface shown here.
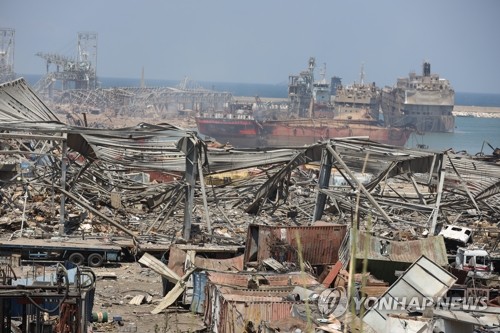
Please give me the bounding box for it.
[21,74,500,154]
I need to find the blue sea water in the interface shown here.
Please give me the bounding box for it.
[406,117,500,154]
[19,74,500,153]
[455,92,500,107]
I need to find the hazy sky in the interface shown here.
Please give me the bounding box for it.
[2,0,499,93]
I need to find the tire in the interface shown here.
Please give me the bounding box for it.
[88,253,104,267]
[68,252,85,266]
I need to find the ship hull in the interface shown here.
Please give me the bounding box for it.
[382,101,455,132]
[381,64,455,133]
[196,117,411,148]
[195,117,263,147]
[260,120,410,147]
[383,111,455,133]
[381,89,455,132]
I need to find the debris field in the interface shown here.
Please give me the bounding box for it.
[1,78,500,332]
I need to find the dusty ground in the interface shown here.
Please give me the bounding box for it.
[90,262,206,333]
[11,261,206,332]
[52,104,199,130]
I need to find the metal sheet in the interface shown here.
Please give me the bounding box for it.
[362,255,457,333]
[167,245,244,277]
[244,224,348,266]
[206,271,319,288]
[190,271,208,314]
[167,245,188,277]
[195,254,244,272]
[434,309,500,326]
[355,233,448,266]
[205,283,300,333]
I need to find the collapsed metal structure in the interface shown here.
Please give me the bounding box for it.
[53,85,233,122]
[1,77,500,332]
[0,78,299,241]
[30,31,233,119]
[1,78,499,242]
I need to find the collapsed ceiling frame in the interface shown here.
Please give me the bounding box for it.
[1,78,499,245]
[310,139,500,233]
[0,79,305,242]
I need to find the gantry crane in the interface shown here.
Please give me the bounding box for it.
[34,32,98,96]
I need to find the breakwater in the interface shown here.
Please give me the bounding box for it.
[453,105,500,118]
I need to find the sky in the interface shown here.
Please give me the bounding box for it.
[2,0,500,94]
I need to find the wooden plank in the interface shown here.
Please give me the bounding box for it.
[151,267,196,314]
[360,286,389,298]
[321,261,342,287]
[263,258,286,272]
[129,294,145,305]
[95,272,117,280]
[138,252,181,284]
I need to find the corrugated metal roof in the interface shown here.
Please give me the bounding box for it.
[206,271,319,288]
[205,282,303,333]
[221,294,287,302]
[0,78,60,122]
[218,286,293,297]
[355,233,448,265]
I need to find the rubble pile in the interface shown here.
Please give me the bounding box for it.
[1,78,500,332]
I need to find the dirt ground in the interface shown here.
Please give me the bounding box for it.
[90,262,207,333]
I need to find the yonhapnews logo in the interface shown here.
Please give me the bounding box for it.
[318,287,487,317]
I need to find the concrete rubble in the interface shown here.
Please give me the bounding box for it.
[1,78,500,332]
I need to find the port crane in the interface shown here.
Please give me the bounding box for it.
[34,32,98,96]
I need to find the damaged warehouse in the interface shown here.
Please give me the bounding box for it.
[0,78,500,332]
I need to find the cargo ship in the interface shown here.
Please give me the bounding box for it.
[381,62,455,132]
[195,58,412,148]
[196,115,410,148]
[332,65,382,122]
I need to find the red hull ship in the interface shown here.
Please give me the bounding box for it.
[195,116,411,148]
[196,58,412,148]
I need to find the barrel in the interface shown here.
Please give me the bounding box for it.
[92,311,108,323]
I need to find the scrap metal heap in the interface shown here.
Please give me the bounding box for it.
[55,85,233,121]
[0,78,500,332]
[0,78,302,242]
[32,31,232,125]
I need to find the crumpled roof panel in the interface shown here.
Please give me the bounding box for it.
[0,78,60,122]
